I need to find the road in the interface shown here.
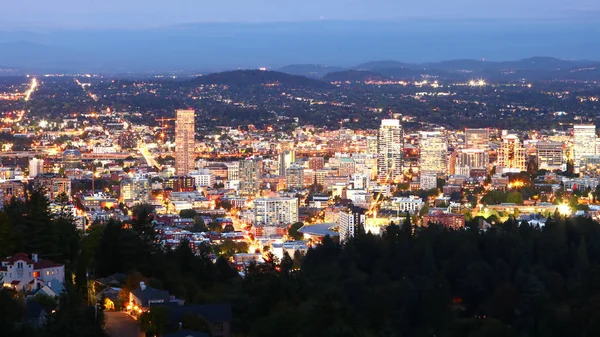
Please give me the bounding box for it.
[138,140,161,169]
[105,312,144,337]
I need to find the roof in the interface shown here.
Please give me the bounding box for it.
[163,330,209,337]
[1,253,63,270]
[131,286,170,307]
[159,303,232,323]
[298,223,339,237]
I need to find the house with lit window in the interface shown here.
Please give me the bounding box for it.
[1,253,65,292]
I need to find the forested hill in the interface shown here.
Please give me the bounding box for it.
[189,70,333,89]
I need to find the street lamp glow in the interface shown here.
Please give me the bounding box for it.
[39,120,48,128]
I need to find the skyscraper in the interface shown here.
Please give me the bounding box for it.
[175,109,195,176]
[278,150,296,176]
[285,164,304,190]
[497,132,527,173]
[377,119,403,182]
[464,128,490,150]
[239,158,262,196]
[573,125,596,170]
[419,131,448,176]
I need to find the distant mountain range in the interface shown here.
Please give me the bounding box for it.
[190,70,332,89]
[279,57,600,82]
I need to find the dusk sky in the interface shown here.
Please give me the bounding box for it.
[1,0,599,28]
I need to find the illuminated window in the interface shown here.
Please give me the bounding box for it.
[33,271,40,278]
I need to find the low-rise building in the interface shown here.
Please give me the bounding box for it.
[1,253,65,292]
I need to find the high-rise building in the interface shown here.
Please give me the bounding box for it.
[377,119,403,182]
[254,197,299,225]
[239,158,262,196]
[175,109,195,176]
[278,150,296,176]
[573,125,596,170]
[419,131,448,176]
[497,132,527,173]
[339,206,366,243]
[465,128,490,149]
[29,158,44,178]
[455,149,489,169]
[308,157,325,171]
[536,141,565,171]
[285,164,304,190]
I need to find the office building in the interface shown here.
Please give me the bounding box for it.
[419,131,448,175]
[120,176,150,205]
[455,148,488,170]
[536,141,565,171]
[175,109,196,176]
[464,128,490,149]
[239,158,262,196]
[285,164,304,190]
[377,119,403,182]
[278,150,296,176]
[573,125,596,170]
[28,158,44,178]
[497,132,527,173]
[254,197,299,225]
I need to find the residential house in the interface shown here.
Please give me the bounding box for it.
[1,253,65,292]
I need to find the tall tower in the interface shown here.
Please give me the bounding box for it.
[497,132,526,174]
[377,119,403,182]
[175,109,195,176]
[239,158,263,196]
[573,125,596,170]
[419,131,448,176]
[278,150,296,176]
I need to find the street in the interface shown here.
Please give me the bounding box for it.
[105,312,144,337]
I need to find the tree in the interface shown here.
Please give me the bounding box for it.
[288,222,304,241]
[139,306,169,336]
[180,209,197,219]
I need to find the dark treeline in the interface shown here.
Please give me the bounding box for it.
[6,192,600,336]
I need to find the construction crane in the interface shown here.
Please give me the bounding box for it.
[154,117,176,139]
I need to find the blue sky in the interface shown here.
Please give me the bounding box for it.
[1,0,599,28]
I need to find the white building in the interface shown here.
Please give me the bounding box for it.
[339,206,366,243]
[392,196,425,214]
[28,158,44,178]
[497,132,527,174]
[1,253,64,292]
[254,197,299,225]
[189,169,214,188]
[420,173,438,191]
[377,119,403,182]
[573,125,596,171]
